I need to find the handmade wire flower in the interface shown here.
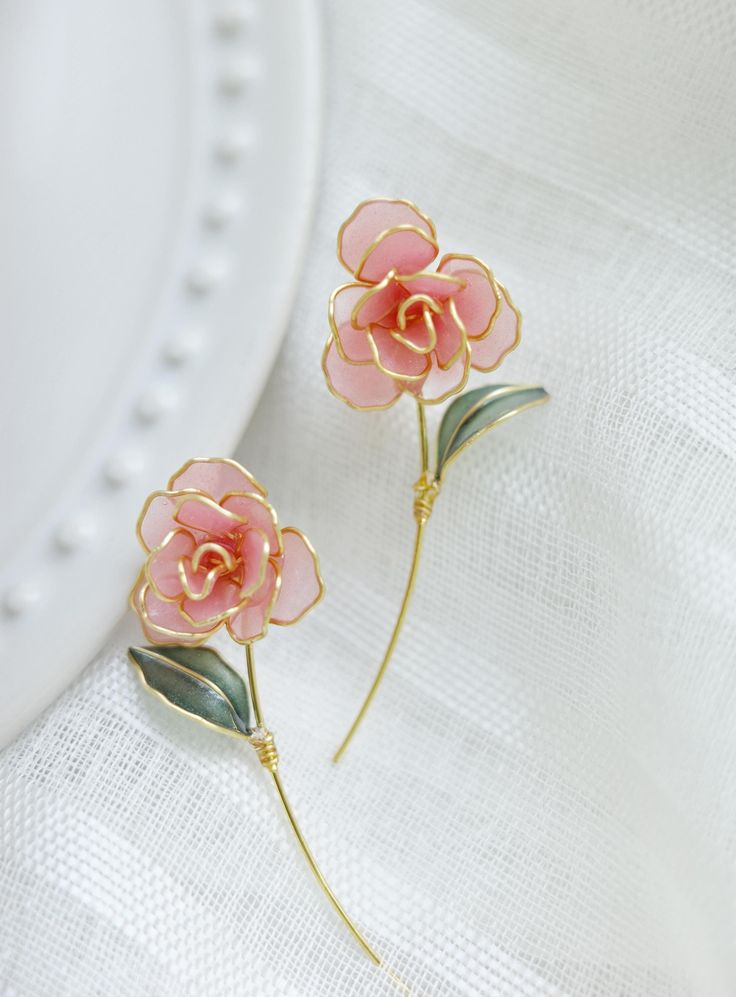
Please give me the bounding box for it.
[324,199,550,762]
[322,197,521,408]
[128,458,385,971]
[131,458,322,646]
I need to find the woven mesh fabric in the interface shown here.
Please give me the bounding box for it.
[2,0,736,993]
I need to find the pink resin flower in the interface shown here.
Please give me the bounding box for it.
[322,198,521,410]
[131,458,324,645]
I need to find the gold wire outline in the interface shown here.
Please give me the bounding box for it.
[177,535,266,605]
[234,529,271,600]
[270,527,326,626]
[245,642,382,967]
[192,541,235,575]
[177,582,243,629]
[366,329,431,383]
[144,529,197,603]
[437,384,533,468]
[438,389,549,480]
[469,281,523,373]
[412,345,471,407]
[136,489,202,553]
[396,294,441,331]
[321,334,402,413]
[437,253,502,341]
[329,282,372,362]
[144,501,278,607]
[128,646,252,741]
[129,645,252,737]
[219,490,285,557]
[130,573,215,645]
[167,456,267,498]
[354,226,439,283]
[395,269,466,292]
[225,562,282,644]
[174,492,249,531]
[350,271,399,330]
[436,302,467,371]
[177,558,227,602]
[336,197,437,274]
[389,325,435,355]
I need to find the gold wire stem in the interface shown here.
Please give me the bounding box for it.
[244,644,381,967]
[332,401,436,764]
[332,519,426,763]
[416,398,429,474]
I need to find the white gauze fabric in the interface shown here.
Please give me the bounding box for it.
[2,0,736,994]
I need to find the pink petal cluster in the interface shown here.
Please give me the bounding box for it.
[131,459,324,645]
[322,198,521,410]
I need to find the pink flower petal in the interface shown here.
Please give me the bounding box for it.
[338,198,436,275]
[131,573,215,645]
[438,254,500,338]
[220,493,282,556]
[181,577,242,626]
[397,271,465,300]
[407,348,470,405]
[226,562,279,643]
[433,311,466,370]
[271,528,324,626]
[356,228,438,284]
[330,284,374,362]
[470,282,522,372]
[322,336,402,410]
[238,527,270,596]
[352,276,405,329]
[137,491,193,552]
[168,458,265,500]
[369,328,431,381]
[174,494,247,537]
[146,530,196,600]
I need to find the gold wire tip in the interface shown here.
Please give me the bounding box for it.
[333,385,550,762]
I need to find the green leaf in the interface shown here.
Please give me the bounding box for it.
[128,645,254,738]
[436,383,549,478]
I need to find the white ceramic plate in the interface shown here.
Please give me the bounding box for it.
[0,0,321,746]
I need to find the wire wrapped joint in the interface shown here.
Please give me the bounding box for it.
[413,473,441,525]
[250,729,280,772]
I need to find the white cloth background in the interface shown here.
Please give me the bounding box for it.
[2,0,736,994]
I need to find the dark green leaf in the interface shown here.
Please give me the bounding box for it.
[128,645,254,737]
[436,384,549,478]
